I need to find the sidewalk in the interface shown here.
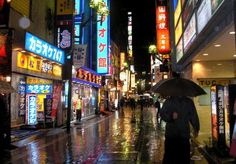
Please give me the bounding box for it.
[10,111,113,144]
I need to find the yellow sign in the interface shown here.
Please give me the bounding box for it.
[175,18,182,45]
[197,79,230,87]
[174,0,182,27]
[17,52,28,69]
[53,64,62,77]
[27,56,42,72]
[37,94,46,112]
[56,0,74,15]
[26,77,52,85]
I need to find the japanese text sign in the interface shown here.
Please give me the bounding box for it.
[26,94,37,125]
[156,6,171,54]
[26,84,53,94]
[97,0,109,74]
[25,32,65,64]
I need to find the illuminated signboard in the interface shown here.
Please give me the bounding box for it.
[156,6,170,54]
[26,94,37,125]
[25,32,65,64]
[76,67,101,86]
[183,13,196,51]
[56,0,74,15]
[173,0,182,27]
[197,0,212,33]
[127,12,133,57]
[120,52,125,70]
[26,77,52,85]
[97,0,109,74]
[26,84,53,94]
[175,18,182,45]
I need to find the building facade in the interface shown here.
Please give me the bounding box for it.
[170,0,236,154]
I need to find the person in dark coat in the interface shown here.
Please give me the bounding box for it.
[160,96,200,164]
[155,98,161,125]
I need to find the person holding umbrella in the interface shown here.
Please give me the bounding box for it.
[160,96,200,164]
[152,72,205,164]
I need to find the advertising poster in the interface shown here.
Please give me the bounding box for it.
[26,94,37,125]
[51,84,62,119]
[197,0,212,33]
[44,98,53,123]
[73,44,87,69]
[211,86,218,141]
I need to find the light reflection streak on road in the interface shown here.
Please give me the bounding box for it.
[10,115,113,163]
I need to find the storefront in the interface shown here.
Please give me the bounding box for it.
[71,66,101,122]
[11,32,64,128]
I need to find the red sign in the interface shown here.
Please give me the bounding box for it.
[156,6,170,54]
[157,29,170,54]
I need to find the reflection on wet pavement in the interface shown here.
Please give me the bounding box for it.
[3,107,207,164]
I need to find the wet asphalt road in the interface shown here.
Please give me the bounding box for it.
[3,107,207,164]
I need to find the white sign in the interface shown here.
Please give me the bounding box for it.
[197,0,212,33]
[183,13,196,51]
[73,44,87,69]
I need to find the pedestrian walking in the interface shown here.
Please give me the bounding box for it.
[154,98,161,126]
[160,96,200,164]
[119,97,125,110]
[76,96,82,122]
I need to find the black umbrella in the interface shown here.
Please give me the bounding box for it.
[151,77,206,97]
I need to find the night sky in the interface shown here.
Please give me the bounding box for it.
[110,0,156,74]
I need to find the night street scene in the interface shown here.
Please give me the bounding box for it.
[1,0,236,163]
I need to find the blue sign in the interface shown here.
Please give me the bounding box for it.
[96,0,110,74]
[27,94,37,125]
[25,32,65,64]
[26,84,53,94]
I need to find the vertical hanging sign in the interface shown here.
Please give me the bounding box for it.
[97,0,109,74]
[156,5,171,54]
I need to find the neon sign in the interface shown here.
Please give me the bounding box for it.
[26,94,37,125]
[97,0,109,74]
[26,84,53,94]
[25,32,65,64]
[156,6,171,54]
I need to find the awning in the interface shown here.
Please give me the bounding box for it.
[0,81,16,94]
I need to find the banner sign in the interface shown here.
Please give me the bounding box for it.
[26,94,37,125]
[97,0,109,74]
[51,84,62,118]
[76,67,101,86]
[26,84,53,94]
[25,32,65,64]
[156,6,171,54]
[18,78,26,116]
[73,44,87,69]
[44,98,53,123]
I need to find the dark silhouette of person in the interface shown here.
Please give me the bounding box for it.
[155,98,161,125]
[160,96,200,164]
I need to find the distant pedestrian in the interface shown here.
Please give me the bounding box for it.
[119,97,125,110]
[155,98,161,125]
[130,98,136,111]
[160,96,200,164]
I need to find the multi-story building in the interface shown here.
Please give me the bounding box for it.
[170,0,236,154]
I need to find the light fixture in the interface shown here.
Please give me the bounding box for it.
[196,59,200,62]
[203,53,208,56]
[163,74,168,79]
[229,31,235,35]
[214,44,221,47]
[233,54,236,57]
[6,76,11,82]
[217,63,222,66]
